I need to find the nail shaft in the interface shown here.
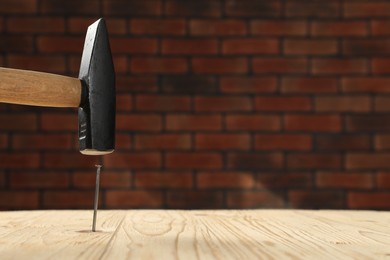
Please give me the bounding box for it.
[92,164,102,232]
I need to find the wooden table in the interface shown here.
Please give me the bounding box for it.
[0,210,389,259]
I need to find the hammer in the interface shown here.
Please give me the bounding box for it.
[0,18,116,155]
[0,18,115,231]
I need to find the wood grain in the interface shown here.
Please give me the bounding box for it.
[0,67,81,107]
[0,210,389,259]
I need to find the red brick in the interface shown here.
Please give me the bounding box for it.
[284,39,338,55]
[190,19,246,36]
[131,57,187,74]
[40,0,98,14]
[255,96,311,111]
[289,190,344,209]
[342,77,390,93]
[375,135,390,150]
[165,0,222,17]
[37,36,84,53]
[104,152,161,169]
[43,153,96,169]
[372,58,390,74]
[116,94,132,112]
[316,172,374,189]
[131,19,185,35]
[343,40,390,55]
[192,58,248,74]
[257,172,312,189]
[288,154,341,169]
[253,58,308,74]
[115,134,132,150]
[117,76,158,93]
[166,153,223,169]
[40,114,77,131]
[0,134,7,149]
[7,55,66,74]
[0,153,39,169]
[10,172,69,188]
[0,192,38,209]
[315,96,371,112]
[228,153,284,170]
[348,192,390,209]
[0,0,37,13]
[347,115,390,132]
[106,19,128,35]
[312,58,367,75]
[251,20,307,36]
[166,114,222,131]
[197,172,254,189]
[136,95,191,112]
[0,114,37,131]
[117,114,162,131]
[162,76,217,94]
[106,190,163,208]
[135,171,192,189]
[344,3,390,17]
[195,96,252,112]
[377,172,390,189]
[0,36,33,53]
[167,191,223,209]
[72,171,131,189]
[255,134,312,151]
[111,39,157,54]
[316,135,371,151]
[196,134,250,150]
[7,17,64,33]
[371,20,390,35]
[286,2,340,18]
[226,115,281,131]
[68,56,81,74]
[67,17,93,33]
[68,18,127,35]
[43,191,94,209]
[285,115,341,132]
[103,0,161,16]
[227,191,284,208]
[162,39,218,55]
[12,134,72,150]
[135,134,191,150]
[93,56,124,74]
[347,153,390,169]
[220,77,277,93]
[225,0,281,17]
[223,39,278,55]
[282,77,338,93]
[311,21,368,36]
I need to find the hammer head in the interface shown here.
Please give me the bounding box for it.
[78,18,115,155]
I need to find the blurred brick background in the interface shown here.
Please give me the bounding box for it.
[1,0,390,210]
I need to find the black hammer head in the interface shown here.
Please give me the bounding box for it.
[78,18,115,155]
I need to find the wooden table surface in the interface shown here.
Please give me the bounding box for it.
[0,210,389,259]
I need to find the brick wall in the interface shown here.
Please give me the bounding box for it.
[1,0,390,210]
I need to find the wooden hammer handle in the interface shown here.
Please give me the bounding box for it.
[0,67,82,108]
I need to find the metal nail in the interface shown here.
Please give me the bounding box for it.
[92,164,102,232]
